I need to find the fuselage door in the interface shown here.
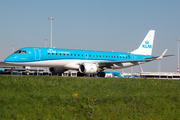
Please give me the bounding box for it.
[34,48,41,60]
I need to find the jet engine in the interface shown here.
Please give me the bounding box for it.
[79,63,98,74]
[49,67,66,75]
[97,72,106,77]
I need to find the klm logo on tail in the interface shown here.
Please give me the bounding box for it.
[142,40,152,48]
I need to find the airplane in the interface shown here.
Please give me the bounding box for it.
[4,30,172,77]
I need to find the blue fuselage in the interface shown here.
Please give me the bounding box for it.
[4,47,151,70]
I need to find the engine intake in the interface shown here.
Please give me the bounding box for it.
[79,63,98,74]
[49,67,66,75]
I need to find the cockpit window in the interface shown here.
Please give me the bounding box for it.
[14,50,27,54]
[22,50,27,54]
[14,50,22,53]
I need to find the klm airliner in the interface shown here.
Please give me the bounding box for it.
[4,30,170,77]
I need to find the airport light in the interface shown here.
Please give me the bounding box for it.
[44,39,48,47]
[12,45,15,53]
[48,17,54,48]
[176,38,180,73]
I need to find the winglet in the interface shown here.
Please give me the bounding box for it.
[156,49,168,60]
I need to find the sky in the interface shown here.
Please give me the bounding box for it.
[0,0,180,73]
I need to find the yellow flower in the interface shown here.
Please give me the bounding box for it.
[137,91,140,96]
[72,93,78,97]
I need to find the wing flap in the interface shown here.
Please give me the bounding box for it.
[97,59,147,67]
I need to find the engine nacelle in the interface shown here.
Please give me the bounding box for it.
[97,72,106,77]
[49,67,66,75]
[79,63,98,74]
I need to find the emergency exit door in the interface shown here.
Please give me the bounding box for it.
[34,48,41,60]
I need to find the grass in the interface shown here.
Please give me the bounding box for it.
[0,75,180,119]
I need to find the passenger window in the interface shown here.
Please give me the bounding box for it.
[60,53,61,55]
[71,54,73,56]
[48,53,50,55]
[117,56,119,58]
[89,55,91,57]
[112,56,113,58]
[67,54,69,56]
[97,55,98,57]
[52,53,54,55]
[56,53,58,55]
[82,54,83,56]
[100,55,101,57]
[74,54,76,56]
[93,55,95,57]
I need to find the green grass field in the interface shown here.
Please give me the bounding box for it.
[0,75,180,120]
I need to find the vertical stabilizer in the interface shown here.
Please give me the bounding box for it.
[131,30,155,56]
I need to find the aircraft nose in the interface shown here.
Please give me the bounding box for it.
[4,55,16,63]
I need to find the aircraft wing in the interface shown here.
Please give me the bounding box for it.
[95,49,175,68]
[97,59,151,67]
[144,49,175,60]
[98,59,148,64]
[144,54,175,60]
